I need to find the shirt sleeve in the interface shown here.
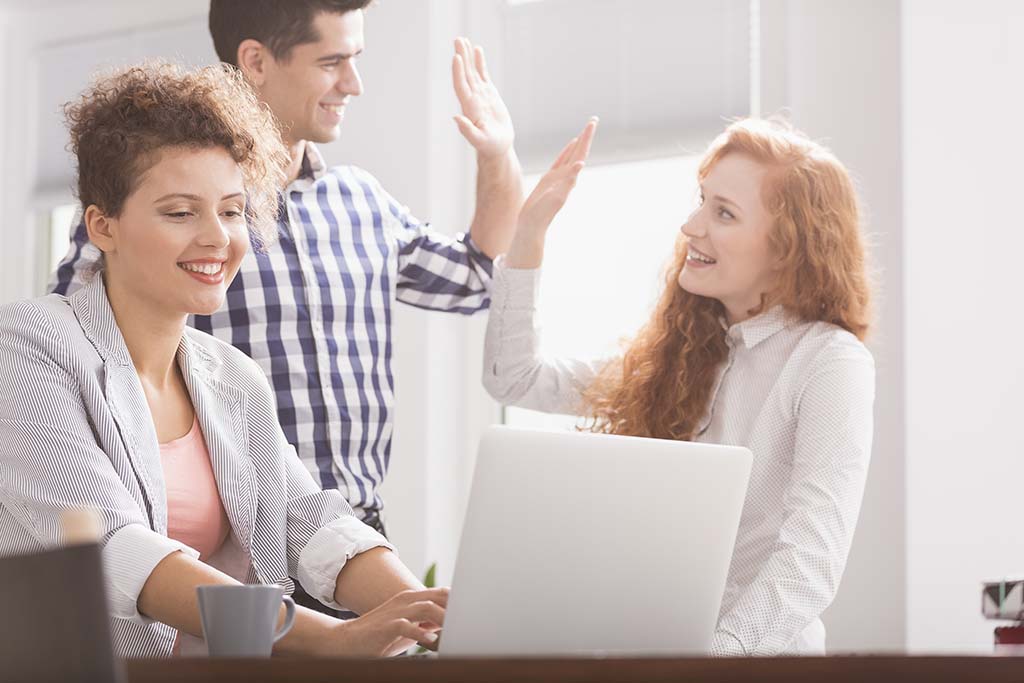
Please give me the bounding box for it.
[0,300,198,622]
[712,344,875,655]
[482,258,614,415]
[47,208,102,296]
[361,171,493,314]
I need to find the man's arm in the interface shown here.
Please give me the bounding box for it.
[451,37,523,259]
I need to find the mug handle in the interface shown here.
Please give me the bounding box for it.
[273,595,296,643]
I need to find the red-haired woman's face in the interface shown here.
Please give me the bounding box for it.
[678,152,781,324]
[91,146,249,318]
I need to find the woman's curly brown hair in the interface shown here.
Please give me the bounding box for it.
[64,61,288,249]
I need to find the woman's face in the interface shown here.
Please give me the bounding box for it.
[95,145,248,318]
[678,152,781,324]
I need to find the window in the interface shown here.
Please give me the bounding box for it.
[48,204,78,274]
[504,153,701,431]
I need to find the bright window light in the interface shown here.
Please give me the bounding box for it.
[505,154,702,432]
[49,203,78,273]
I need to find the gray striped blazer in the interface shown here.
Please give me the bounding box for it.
[0,275,390,657]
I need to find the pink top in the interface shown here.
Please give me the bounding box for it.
[159,416,230,561]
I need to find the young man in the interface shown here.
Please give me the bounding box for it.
[51,0,522,614]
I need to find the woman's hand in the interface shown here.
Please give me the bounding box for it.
[326,587,448,657]
[505,117,598,269]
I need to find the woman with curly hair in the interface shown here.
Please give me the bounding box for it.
[0,62,444,657]
[484,117,875,655]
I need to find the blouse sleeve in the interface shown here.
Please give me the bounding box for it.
[283,432,395,610]
[482,258,614,415]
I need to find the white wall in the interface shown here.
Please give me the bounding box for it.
[903,0,1024,653]
[763,0,1024,653]
[0,0,209,301]
[759,0,906,652]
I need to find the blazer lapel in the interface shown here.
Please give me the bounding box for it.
[177,336,256,561]
[70,276,260,575]
[71,276,167,532]
[102,361,168,533]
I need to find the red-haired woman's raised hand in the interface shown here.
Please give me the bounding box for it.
[505,118,598,269]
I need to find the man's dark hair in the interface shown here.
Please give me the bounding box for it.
[209,0,372,67]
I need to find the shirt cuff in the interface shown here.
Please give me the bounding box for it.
[492,256,542,311]
[102,523,200,621]
[296,516,396,611]
[463,233,495,278]
[709,628,746,656]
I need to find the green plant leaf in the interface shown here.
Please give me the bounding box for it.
[414,562,439,655]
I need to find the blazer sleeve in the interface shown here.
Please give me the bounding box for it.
[240,363,395,610]
[0,301,198,622]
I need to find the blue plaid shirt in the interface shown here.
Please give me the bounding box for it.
[51,144,493,516]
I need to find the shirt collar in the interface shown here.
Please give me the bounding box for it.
[69,273,132,367]
[723,305,794,350]
[69,271,223,374]
[288,142,327,189]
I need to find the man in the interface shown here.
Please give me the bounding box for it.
[51,0,522,614]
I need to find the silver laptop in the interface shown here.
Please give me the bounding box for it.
[440,425,752,657]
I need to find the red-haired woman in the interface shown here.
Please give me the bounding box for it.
[483,118,875,656]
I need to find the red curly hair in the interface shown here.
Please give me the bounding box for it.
[582,118,872,441]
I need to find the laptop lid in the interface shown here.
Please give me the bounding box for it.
[440,425,752,657]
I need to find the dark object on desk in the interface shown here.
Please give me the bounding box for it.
[994,624,1024,645]
[982,577,1024,620]
[994,623,1024,655]
[0,542,122,683]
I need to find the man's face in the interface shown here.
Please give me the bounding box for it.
[258,10,365,146]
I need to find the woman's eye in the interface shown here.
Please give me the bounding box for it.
[223,210,244,218]
[166,212,193,219]
[717,207,735,220]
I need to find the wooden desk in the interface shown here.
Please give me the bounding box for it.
[124,655,1024,682]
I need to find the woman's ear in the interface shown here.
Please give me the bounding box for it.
[84,205,116,254]
[237,39,270,88]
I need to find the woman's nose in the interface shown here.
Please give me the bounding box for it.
[198,215,231,248]
[681,212,706,239]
